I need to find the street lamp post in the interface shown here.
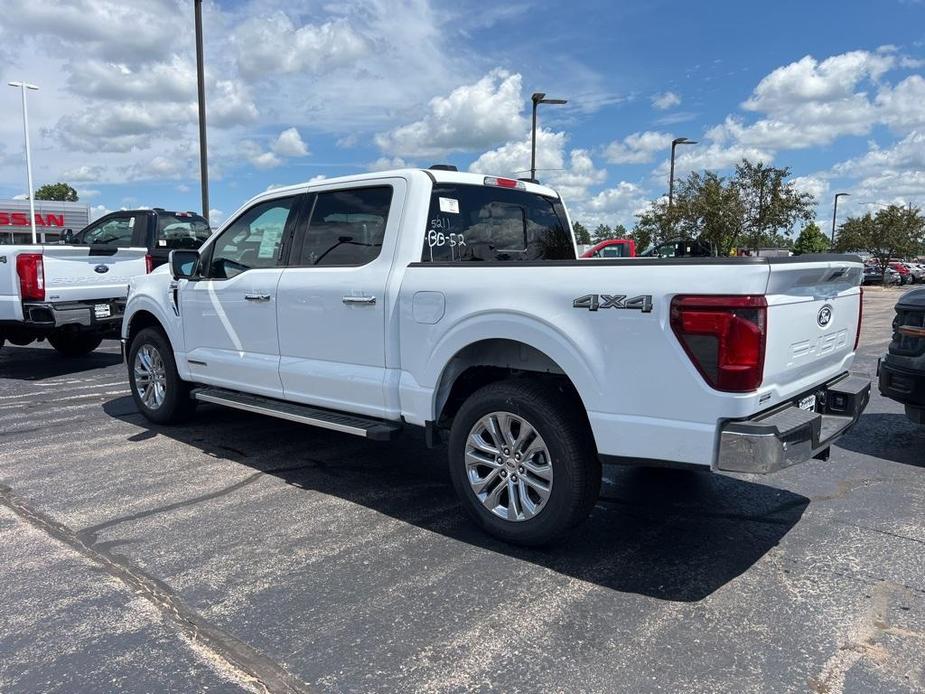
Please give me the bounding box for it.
[8,81,39,244]
[831,192,850,250]
[194,0,209,224]
[530,92,567,182]
[668,137,697,212]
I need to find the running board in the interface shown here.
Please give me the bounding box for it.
[190,387,402,441]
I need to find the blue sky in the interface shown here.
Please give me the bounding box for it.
[0,0,923,230]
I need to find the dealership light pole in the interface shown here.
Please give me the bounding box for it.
[530,92,567,182]
[668,137,696,213]
[194,0,209,224]
[8,81,39,243]
[831,192,850,250]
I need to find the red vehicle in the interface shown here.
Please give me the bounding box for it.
[581,239,636,258]
[890,262,913,285]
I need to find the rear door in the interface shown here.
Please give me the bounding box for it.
[763,258,864,396]
[180,194,303,398]
[277,180,404,417]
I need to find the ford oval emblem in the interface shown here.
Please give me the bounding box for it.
[817,304,833,328]
[94,264,110,274]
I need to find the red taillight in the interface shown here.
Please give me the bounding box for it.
[854,286,863,351]
[670,295,767,392]
[145,254,154,274]
[16,253,45,301]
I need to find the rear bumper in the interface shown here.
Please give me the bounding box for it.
[716,374,870,474]
[21,300,125,333]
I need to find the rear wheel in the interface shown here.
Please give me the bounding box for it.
[448,379,601,546]
[47,332,103,356]
[128,327,195,424]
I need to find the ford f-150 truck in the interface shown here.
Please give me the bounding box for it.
[121,168,870,545]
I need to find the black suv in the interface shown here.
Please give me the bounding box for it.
[67,208,211,269]
[879,288,925,424]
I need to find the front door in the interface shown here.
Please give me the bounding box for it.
[180,194,302,398]
[277,181,404,418]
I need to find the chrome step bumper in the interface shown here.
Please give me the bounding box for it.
[716,374,870,474]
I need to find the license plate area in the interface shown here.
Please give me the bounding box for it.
[94,303,112,319]
[797,394,817,412]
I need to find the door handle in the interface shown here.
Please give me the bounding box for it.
[342,295,376,305]
[244,293,272,303]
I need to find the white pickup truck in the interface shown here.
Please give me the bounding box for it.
[121,168,870,544]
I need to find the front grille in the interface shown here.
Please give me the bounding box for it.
[890,308,925,356]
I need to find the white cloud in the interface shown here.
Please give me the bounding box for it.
[369,157,409,171]
[233,13,368,79]
[90,204,111,221]
[209,80,259,128]
[791,175,829,201]
[876,75,925,132]
[469,129,606,202]
[651,91,681,110]
[67,56,195,102]
[573,181,651,228]
[604,131,674,164]
[208,208,225,227]
[61,164,104,182]
[832,131,925,179]
[376,69,527,157]
[272,128,310,157]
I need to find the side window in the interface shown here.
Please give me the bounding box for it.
[296,186,392,266]
[421,184,573,262]
[81,215,136,247]
[157,214,212,250]
[206,197,296,279]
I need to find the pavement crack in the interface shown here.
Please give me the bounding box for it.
[0,484,309,694]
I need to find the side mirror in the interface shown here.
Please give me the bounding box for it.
[60,228,75,244]
[169,249,200,280]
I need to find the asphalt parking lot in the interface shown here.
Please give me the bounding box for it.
[1,287,923,693]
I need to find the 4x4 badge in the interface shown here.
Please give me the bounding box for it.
[573,294,653,313]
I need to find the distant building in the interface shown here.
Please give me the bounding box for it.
[0,199,90,245]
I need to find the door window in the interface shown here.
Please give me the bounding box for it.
[296,186,393,266]
[81,215,136,247]
[206,197,296,279]
[157,214,211,250]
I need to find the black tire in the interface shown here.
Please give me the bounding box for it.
[47,332,103,356]
[127,327,195,424]
[448,379,601,546]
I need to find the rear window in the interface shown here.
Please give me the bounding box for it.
[421,184,574,262]
[157,214,211,250]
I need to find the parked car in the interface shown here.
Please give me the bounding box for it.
[66,208,211,270]
[889,262,913,285]
[864,264,901,285]
[581,239,636,258]
[642,237,715,258]
[122,167,869,545]
[879,288,925,425]
[902,262,925,283]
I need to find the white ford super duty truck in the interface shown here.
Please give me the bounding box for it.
[122,168,870,545]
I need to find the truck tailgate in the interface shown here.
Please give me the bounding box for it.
[0,249,21,321]
[42,247,147,302]
[763,258,863,401]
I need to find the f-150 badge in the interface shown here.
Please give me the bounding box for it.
[573,294,653,313]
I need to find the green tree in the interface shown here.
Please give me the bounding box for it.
[734,161,815,252]
[591,223,613,244]
[835,205,925,277]
[792,222,830,255]
[34,182,79,202]
[572,221,591,245]
[627,226,653,255]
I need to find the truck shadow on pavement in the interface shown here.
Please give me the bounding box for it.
[0,345,122,381]
[104,396,809,603]
[835,412,925,467]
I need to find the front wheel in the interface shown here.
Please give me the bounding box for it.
[128,327,195,424]
[48,332,103,356]
[448,379,601,546]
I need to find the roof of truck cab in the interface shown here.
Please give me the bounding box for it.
[263,168,561,199]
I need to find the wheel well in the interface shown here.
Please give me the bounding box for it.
[126,310,165,347]
[434,339,591,437]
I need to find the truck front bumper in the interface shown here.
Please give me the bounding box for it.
[716,374,870,474]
